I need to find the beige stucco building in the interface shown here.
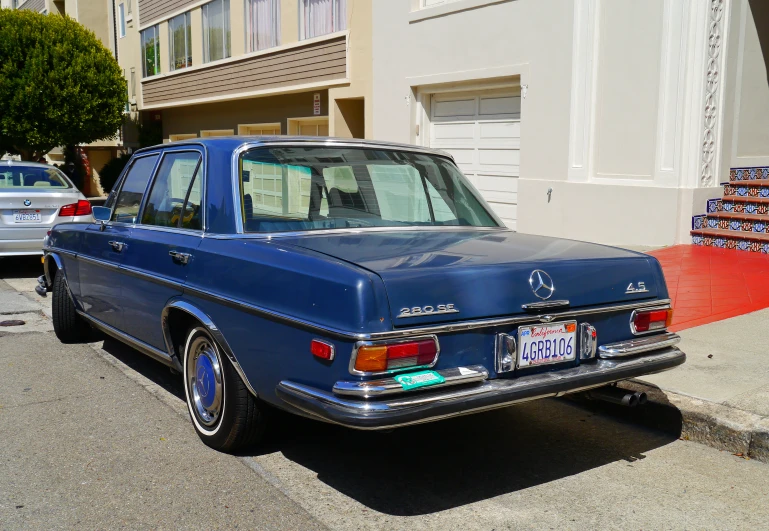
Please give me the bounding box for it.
[114,0,372,147]
[372,0,769,247]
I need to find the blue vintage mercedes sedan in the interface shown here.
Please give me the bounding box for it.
[40,137,685,452]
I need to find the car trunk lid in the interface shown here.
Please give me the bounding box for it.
[0,190,82,234]
[278,230,666,326]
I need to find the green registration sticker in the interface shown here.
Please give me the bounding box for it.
[394,370,445,391]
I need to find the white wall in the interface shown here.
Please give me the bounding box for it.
[593,0,663,181]
[722,0,769,170]
[372,0,747,247]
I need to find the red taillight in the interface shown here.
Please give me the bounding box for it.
[311,339,335,361]
[59,200,92,217]
[354,339,439,373]
[632,309,673,333]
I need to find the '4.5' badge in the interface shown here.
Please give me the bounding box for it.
[626,282,649,294]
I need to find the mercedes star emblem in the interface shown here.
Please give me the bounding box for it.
[23,199,31,207]
[529,270,555,300]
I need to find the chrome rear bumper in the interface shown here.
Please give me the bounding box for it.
[276,346,686,430]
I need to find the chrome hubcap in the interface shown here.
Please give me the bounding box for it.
[187,335,223,427]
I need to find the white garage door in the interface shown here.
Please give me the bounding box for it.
[429,88,521,229]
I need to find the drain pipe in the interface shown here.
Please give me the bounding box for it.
[585,386,647,407]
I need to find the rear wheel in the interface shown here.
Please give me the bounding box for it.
[183,327,265,452]
[51,270,91,343]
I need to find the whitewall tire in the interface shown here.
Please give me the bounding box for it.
[182,327,265,451]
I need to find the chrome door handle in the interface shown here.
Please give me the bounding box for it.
[169,250,191,265]
[108,241,126,252]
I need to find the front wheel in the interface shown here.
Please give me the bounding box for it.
[51,270,91,343]
[183,327,265,452]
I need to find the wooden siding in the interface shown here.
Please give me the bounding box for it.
[19,0,45,12]
[138,0,197,26]
[142,37,347,107]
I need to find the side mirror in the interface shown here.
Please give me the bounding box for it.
[92,206,111,223]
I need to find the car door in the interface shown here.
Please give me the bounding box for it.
[119,149,204,351]
[78,154,160,330]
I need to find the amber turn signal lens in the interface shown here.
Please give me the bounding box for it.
[354,345,388,372]
[354,339,439,373]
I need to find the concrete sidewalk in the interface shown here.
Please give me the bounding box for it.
[0,278,325,529]
[629,308,769,462]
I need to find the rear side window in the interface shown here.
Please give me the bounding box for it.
[112,155,159,223]
[141,152,202,229]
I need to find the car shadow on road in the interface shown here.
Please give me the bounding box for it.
[100,338,185,400]
[97,340,683,516]
[250,398,681,516]
[0,256,44,279]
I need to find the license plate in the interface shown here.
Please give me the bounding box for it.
[517,321,577,368]
[13,209,42,223]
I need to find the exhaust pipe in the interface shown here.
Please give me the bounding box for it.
[585,386,646,407]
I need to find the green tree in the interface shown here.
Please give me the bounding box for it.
[0,9,127,160]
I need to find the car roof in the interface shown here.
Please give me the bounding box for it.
[0,160,57,169]
[133,136,455,161]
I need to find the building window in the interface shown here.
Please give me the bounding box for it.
[130,68,136,97]
[238,123,282,135]
[300,0,346,40]
[202,0,231,63]
[169,12,192,70]
[141,25,161,77]
[200,129,235,137]
[246,0,280,52]
[118,3,126,38]
[127,0,132,16]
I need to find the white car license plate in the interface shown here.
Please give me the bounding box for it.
[517,321,577,368]
[13,209,42,223]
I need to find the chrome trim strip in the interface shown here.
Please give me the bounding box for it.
[78,254,120,270]
[120,264,185,291]
[78,311,174,367]
[43,252,64,286]
[277,348,686,429]
[598,332,681,359]
[495,332,516,373]
[348,335,441,377]
[97,145,208,234]
[45,246,76,258]
[205,226,509,240]
[181,284,672,341]
[333,365,488,398]
[522,300,570,311]
[579,323,598,360]
[161,299,258,397]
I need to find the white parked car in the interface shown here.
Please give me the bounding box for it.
[0,161,93,256]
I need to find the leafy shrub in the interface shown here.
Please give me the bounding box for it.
[98,153,131,193]
[0,10,126,160]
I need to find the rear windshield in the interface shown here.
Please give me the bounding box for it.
[0,166,71,189]
[239,147,500,233]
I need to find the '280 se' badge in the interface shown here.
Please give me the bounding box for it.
[397,304,459,319]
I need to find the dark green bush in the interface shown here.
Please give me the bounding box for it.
[98,153,131,193]
[0,9,126,160]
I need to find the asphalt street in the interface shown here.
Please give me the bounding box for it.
[1,257,768,530]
